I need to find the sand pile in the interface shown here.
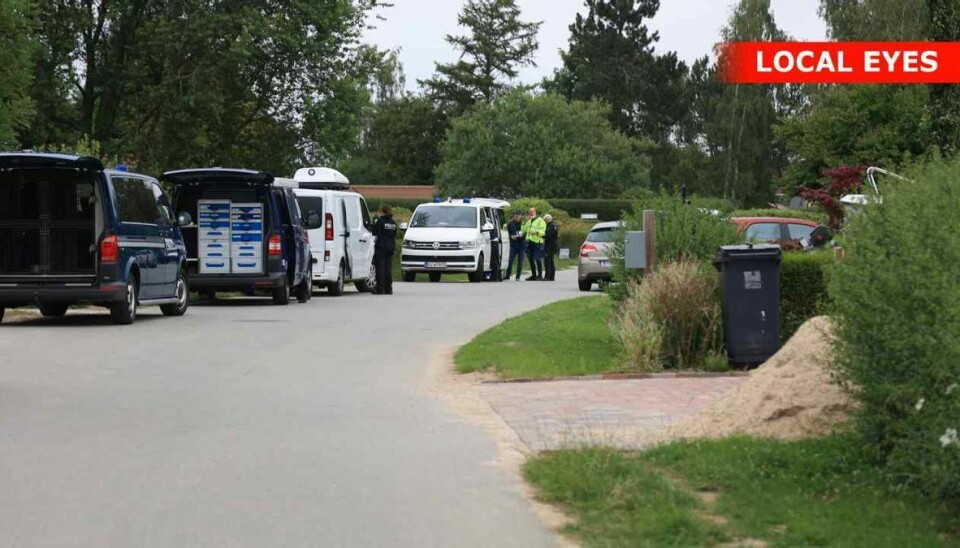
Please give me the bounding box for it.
[672,316,853,441]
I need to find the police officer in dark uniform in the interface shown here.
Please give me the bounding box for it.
[372,206,398,295]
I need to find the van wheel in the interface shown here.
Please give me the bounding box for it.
[0,307,4,323]
[355,263,376,293]
[328,262,345,296]
[161,271,190,316]
[272,284,290,305]
[111,278,138,325]
[295,271,312,303]
[468,254,484,283]
[39,303,69,317]
[578,279,593,292]
[429,272,442,283]
[403,272,416,283]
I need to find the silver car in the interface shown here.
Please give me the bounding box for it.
[578,221,620,291]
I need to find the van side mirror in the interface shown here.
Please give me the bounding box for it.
[176,212,193,226]
[306,211,322,230]
[482,222,495,232]
[399,222,409,231]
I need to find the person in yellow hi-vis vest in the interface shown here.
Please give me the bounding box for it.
[521,208,547,281]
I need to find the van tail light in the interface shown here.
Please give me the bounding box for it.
[100,235,119,263]
[580,243,597,258]
[324,250,331,262]
[325,213,334,241]
[268,234,282,256]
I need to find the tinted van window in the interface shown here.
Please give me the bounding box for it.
[296,196,323,219]
[114,178,158,224]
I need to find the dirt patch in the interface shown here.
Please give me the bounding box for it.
[421,347,579,548]
[671,316,853,441]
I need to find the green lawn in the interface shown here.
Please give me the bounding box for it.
[455,295,619,379]
[523,437,960,547]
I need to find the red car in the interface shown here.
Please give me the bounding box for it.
[731,217,820,243]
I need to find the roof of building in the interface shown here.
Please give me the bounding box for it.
[351,185,437,200]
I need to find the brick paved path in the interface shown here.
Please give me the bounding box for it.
[479,377,747,451]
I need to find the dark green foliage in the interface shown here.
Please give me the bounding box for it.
[549,199,633,221]
[929,0,960,156]
[731,208,828,224]
[831,159,960,502]
[420,0,541,113]
[340,96,448,185]
[819,0,928,41]
[609,192,739,300]
[777,85,933,189]
[780,252,833,341]
[435,91,651,199]
[0,0,35,148]
[557,225,590,256]
[20,0,380,173]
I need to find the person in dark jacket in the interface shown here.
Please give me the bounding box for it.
[543,214,559,281]
[505,211,525,281]
[371,206,398,295]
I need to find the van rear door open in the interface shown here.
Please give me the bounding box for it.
[0,163,100,283]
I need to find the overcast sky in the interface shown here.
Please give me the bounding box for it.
[364,0,827,91]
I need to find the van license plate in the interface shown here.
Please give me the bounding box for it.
[600,260,610,268]
[426,262,446,268]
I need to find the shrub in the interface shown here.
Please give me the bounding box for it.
[780,252,833,341]
[558,225,590,256]
[549,199,633,221]
[509,197,554,217]
[730,208,828,224]
[612,261,724,371]
[831,159,960,502]
[610,192,739,300]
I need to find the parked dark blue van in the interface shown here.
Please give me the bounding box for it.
[163,168,315,305]
[0,152,192,324]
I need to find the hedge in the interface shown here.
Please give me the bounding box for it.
[732,208,828,224]
[831,159,960,503]
[780,251,833,341]
[549,199,633,221]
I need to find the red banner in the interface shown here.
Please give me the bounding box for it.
[718,42,960,84]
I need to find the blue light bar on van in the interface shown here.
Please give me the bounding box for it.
[463,197,471,204]
[433,197,441,203]
[115,164,129,172]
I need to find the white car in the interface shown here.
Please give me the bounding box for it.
[400,199,509,283]
[292,168,376,295]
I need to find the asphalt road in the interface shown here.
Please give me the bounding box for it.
[0,270,586,547]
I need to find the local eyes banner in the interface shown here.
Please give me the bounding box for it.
[718,42,960,84]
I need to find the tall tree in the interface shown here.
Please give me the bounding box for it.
[436,91,649,199]
[709,0,787,204]
[420,0,541,113]
[0,0,36,148]
[550,0,689,142]
[819,0,928,40]
[23,0,381,173]
[928,0,960,156]
[340,96,449,184]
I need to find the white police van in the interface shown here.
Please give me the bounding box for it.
[292,167,376,295]
[400,198,509,283]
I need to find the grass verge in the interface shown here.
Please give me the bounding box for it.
[455,296,618,379]
[523,436,960,547]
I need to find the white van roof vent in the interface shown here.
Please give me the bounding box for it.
[294,167,350,190]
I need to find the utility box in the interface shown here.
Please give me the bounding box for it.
[713,244,783,367]
[624,231,647,270]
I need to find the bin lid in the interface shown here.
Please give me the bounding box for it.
[713,244,783,265]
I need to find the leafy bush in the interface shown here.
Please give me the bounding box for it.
[549,199,633,221]
[558,225,591,256]
[780,252,833,341]
[831,159,960,502]
[612,261,724,371]
[509,197,554,217]
[610,192,740,300]
[731,208,828,224]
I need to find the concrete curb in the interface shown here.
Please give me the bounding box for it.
[481,371,751,385]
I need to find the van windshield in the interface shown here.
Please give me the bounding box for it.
[411,206,477,228]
